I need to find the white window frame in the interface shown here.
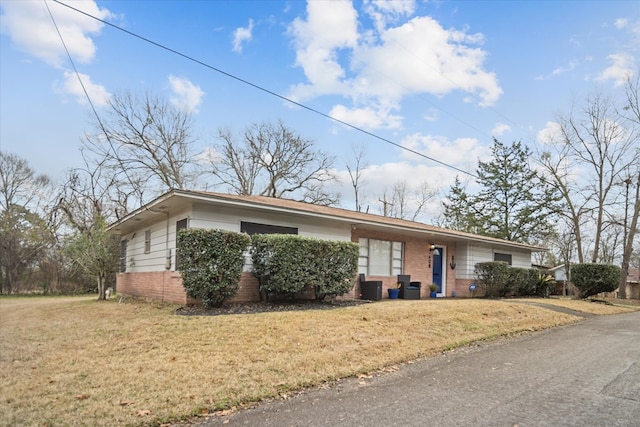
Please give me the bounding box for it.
[358,238,403,276]
[144,230,151,254]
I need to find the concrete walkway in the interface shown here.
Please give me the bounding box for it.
[196,310,640,427]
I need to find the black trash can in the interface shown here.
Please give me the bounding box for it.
[360,280,382,301]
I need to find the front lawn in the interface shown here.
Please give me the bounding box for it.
[1,296,630,426]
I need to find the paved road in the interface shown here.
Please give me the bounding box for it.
[198,310,640,427]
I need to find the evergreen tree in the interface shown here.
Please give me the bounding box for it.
[441,176,479,233]
[474,139,560,243]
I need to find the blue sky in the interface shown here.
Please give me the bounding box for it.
[1,0,638,219]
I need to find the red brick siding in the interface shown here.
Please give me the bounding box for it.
[451,278,486,297]
[352,230,434,299]
[116,271,195,305]
[117,271,356,304]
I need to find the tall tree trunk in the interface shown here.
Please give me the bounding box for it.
[619,173,640,299]
[97,275,106,300]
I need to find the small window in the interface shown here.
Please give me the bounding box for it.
[119,240,127,273]
[175,218,188,271]
[144,230,151,254]
[240,221,298,235]
[494,252,512,265]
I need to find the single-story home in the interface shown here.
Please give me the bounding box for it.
[107,189,546,304]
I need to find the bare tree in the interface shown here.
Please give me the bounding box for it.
[617,73,640,298]
[541,90,638,263]
[83,91,199,210]
[56,152,120,232]
[539,148,592,263]
[209,120,339,205]
[346,143,368,212]
[0,152,55,294]
[379,180,437,221]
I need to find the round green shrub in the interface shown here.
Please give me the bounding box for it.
[571,263,621,298]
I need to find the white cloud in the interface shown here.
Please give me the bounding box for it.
[329,104,403,130]
[536,121,562,145]
[491,123,511,137]
[287,3,502,130]
[288,1,359,98]
[614,18,628,30]
[552,61,577,75]
[335,160,445,220]
[232,19,254,53]
[168,75,205,113]
[596,53,634,87]
[58,71,110,107]
[0,0,112,68]
[400,133,489,168]
[364,0,415,32]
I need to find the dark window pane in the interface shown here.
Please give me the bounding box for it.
[494,252,512,265]
[240,221,298,235]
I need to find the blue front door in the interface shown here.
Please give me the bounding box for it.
[432,249,443,293]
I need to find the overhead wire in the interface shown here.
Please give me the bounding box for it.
[44,0,138,194]
[52,0,477,179]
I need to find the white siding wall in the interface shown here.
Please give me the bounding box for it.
[189,203,351,241]
[124,202,352,274]
[456,242,533,279]
[124,209,191,272]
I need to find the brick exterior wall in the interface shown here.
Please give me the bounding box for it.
[118,230,484,303]
[352,229,462,299]
[116,271,196,305]
[116,271,358,305]
[450,278,483,298]
[117,271,267,305]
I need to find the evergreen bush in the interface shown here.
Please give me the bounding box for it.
[474,261,510,297]
[571,263,620,298]
[508,267,538,296]
[177,228,251,307]
[251,234,358,300]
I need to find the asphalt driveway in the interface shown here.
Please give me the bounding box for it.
[197,309,640,427]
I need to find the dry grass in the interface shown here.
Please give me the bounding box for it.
[0,296,594,426]
[510,297,640,315]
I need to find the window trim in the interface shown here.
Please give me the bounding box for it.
[144,230,151,254]
[119,240,127,273]
[175,218,188,271]
[358,237,403,276]
[494,252,513,265]
[240,221,298,235]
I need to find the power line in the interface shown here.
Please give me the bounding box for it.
[52,0,477,179]
[45,0,137,194]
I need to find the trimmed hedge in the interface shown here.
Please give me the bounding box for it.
[571,263,621,298]
[475,261,510,297]
[177,228,251,307]
[508,267,538,296]
[251,234,358,301]
[475,262,547,297]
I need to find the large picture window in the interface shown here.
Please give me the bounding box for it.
[358,238,403,276]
